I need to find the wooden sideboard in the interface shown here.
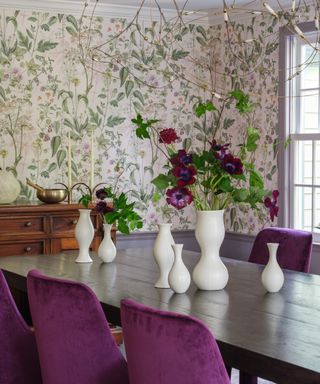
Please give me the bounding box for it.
[0,201,115,256]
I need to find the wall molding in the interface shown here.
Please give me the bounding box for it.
[118,229,320,274]
[0,0,209,24]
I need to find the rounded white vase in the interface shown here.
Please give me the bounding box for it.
[75,209,94,263]
[261,243,284,293]
[153,223,175,288]
[168,244,191,294]
[192,210,229,290]
[0,169,20,204]
[98,223,116,263]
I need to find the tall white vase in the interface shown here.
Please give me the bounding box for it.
[98,223,116,263]
[192,210,229,290]
[75,209,94,263]
[261,243,284,293]
[153,223,175,288]
[168,244,191,294]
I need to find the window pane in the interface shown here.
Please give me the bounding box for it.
[314,188,320,234]
[300,45,319,89]
[299,90,319,133]
[294,141,313,185]
[293,186,312,231]
[315,141,320,185]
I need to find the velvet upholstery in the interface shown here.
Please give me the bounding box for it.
[239,227,313,384]
[27,269,129,384]
[121,298,230,384]
[0,269,42,384]
[248,227,312,272]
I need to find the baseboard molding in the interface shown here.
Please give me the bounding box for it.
[117,230,320,274]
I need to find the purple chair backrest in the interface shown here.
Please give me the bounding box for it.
[121,298,230,384]
[27,269,129,384]
[249,227,312,272]
[0,269,42,384]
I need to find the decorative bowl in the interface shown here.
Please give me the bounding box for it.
[36,189,68,204]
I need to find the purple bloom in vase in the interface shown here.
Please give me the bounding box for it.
[221,154,243,175]
[95,200,108,215]
[170,149,193,166]
[96,188,108,200]
[172,165,197,187]
[264,190,279,222]
[166,187,193,210]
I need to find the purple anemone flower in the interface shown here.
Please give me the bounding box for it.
[166,187,193,210]
[96,188,108,200]
[170,149,193,166]
[172,165,197,187]
[221,154,243,175]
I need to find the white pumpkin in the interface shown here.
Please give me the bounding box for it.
[0,169,21,204]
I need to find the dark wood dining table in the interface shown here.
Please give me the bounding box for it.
[0,248,319,384]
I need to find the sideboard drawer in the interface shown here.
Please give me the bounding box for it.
[0,240,45,257]
[51,215,79,234]
[0,216,45,235]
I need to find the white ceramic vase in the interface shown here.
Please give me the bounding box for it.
[0,169,20,204]
[261,243,284,293]
[168,244,191,294]
[153,223,175,288]
[98,223,116,263]
[192,210,229,290]
[75,209,94,263]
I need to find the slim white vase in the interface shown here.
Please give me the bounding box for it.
[192,210,229,290]
[98,223,116,263]
[261,243,284,293]
[75,209,94,263]
[153,223,175,288]
[168,244,191,294]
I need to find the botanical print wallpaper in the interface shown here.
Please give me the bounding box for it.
[0,6,308,233]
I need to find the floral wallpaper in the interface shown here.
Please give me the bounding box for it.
[0,6,310,233]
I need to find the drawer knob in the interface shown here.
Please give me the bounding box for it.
[71,219,78,225]
[24,246,32,252]
[25,222,32,227]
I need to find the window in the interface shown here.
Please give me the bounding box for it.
[284,27,320,241]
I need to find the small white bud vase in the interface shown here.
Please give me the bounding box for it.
[192,210,229,290]
[168,244,191,294]
[98,223,116,263]
[261,243,284,293]
[75,209,94,263]
[153,223,175,288]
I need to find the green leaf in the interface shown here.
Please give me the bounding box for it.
[230,89,253,114]
[0,86,6,101]
[233,188,250,202]
[125,80,134,97]
[79,194,91,209]
[195,101,216,117]
[37,40,58,52]
[66,26,77,36]
[106,116,126,127]
[57,149,66,168]
[51,136,61,157]
[183,138,192,151]
[131,114,159,140]
[152,174,171,190]
[246,126,260,152]
[133,90,144,105]
[47,163,57,173]
[249,170,264,189]
[66,15,78,31]
[120,67,129,87]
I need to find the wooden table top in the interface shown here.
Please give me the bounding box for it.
[0,248,319,384]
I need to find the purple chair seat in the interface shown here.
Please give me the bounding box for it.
[0,269,42,384]
[27,269,129,384]
[121,298,230,384]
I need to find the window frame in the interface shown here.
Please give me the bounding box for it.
[279,22,320,240]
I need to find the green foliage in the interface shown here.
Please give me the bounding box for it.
[195,102,217,117]
[230,89,253,114]
[79,194,91,209]
[132,114,160,139]
[246,126,260,152]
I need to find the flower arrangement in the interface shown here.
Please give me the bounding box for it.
[79,187,143,234]
[132,90,279,221]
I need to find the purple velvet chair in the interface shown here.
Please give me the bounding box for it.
[0,269,42,384]
[27,269,129,384]
[248,227,312,273]
[121,298,230,384]
[239,226,313,384]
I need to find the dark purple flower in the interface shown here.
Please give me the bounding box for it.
[96,188,108,200]
[264,190,279,222]
[170,149,193,166]
[221,154,243,175]
[210,139,230,152]
[166,187,193,210]
[96,200,108,214]
[159,128,179,144]
[172,165,197,187]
